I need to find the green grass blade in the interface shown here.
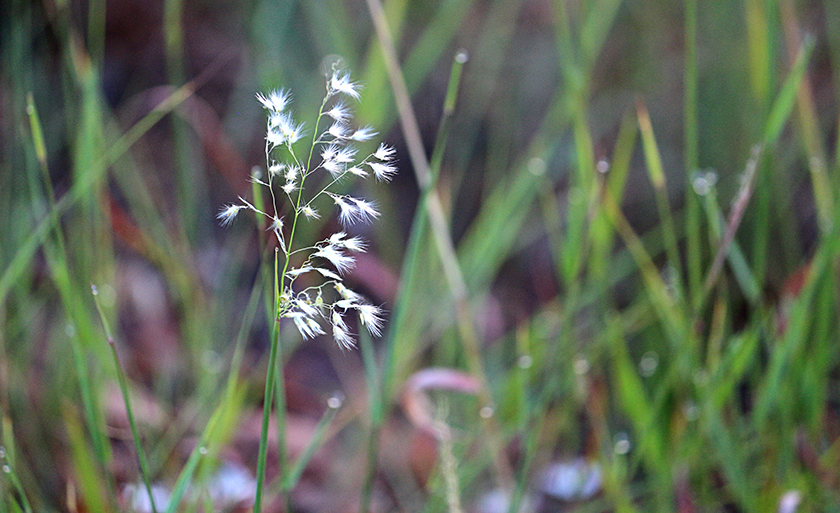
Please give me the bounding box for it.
[637,102,683,303]
[281,397,341,491]
[93,286,158,513]
[762,36,814,148]
[63,405,112,513]
[0,453,32,513]
[684,0,702,300]
[0,82,195,306]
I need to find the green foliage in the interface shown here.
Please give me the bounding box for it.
[2,0,840,511]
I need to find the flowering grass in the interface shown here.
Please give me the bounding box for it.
[2,0,840,512]
[214,67,397,512]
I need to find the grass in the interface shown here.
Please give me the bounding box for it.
[2,0,840,511]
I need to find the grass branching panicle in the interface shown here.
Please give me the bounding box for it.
[219,66,394,350]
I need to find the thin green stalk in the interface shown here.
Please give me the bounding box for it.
[637,102,683,304]
[0,450,32,513]
[358,329,382,513]
[253,91,334,513]
[274,335,291,512]
[365,0,514,490]
[699,146,762,305]
[684,0,702,303]
[361,50,468,513]
[1,75,205,306]
[779,3,833,231]
[601,187,686,345]
[92,285,158,513]
[253,281,280,513]
[178,273,264,513]
[281,397,340,491]
[27,93,114,488]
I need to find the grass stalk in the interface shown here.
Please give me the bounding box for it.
[253,287,281,513]
[275,332,291,512]
[358,330,382,513]
[0,448,32,513]
[364,0,515,491]
[684,0,701,301]
[0,74,206,305]
[361,50,469,512]
[26,93,114,486]
[92,285,159,513]
[779,2,834,232]
[700,146,762,304]
[281,396,341,491]
[637,101,683,304]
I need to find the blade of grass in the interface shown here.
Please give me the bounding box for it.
[637,101,683,303]
[164,0,210,248]
[697,183,760,309]
[684,0,702,300]
[92,285,158,513]
[358,331,382,513]
[165,383,248,513]
[0,446,32,513]
[588,110,637,282]
[604,313,670,508]
[694,35,813,313]
[364,50,469,513]
[253,250,283,513]
[779,4,833,231]
[281,396,342,491]
[601,186,687,346]
[168,274,260,512]
[62,404,112,513]
[755,217,840,426]
[742,0,776,289]
[699,145,763,305]
[26,93,114,486]
[762,36,814,148]
[365,0,514,490]
[0,76,204,306]
[701,408,756,510]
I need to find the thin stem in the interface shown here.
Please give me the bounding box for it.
[92,285,158,513]
[253,316,281,513]
[365,0,514,490]
[253,95,331,513]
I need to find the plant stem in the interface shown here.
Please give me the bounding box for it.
[92,285,158,513]
[252,316,281,513]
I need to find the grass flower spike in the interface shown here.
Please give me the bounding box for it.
[218,66,394,349]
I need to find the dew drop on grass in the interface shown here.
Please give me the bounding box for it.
[683,401,699,421]
[613,432,631,455]
[517,355,533,369]
[639,351,659,377]
[692,170,718,196]
[328,395,343,409]
[2,465,10,474]
[0,446,5,458]
[574,357,590,375]
[480,406,494,418]
[596,160,609,174]
[528,157,546,176]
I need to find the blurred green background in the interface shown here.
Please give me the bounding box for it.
[2,0,840,511]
